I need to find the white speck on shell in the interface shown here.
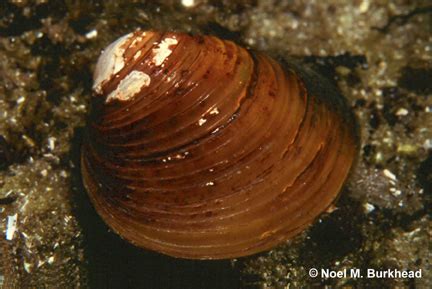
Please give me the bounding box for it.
[130,35,143,48]
[105,70,151,103]
[133,50,142,60]
[93,32,133,94]
[198,118,207,126]
[152,37,178,66]
[209,107,219,115]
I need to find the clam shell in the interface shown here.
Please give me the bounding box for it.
[81,30,358,259]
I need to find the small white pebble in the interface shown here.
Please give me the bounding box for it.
[181,0,196,7]
[383,169,397,181]
[22,135,36,147]
[85,29,98,39]
[363,202,375,213]
[64,215,71,223]
[16,96,26,104]
[391,189,402,197]
[47,137,56,151]
[20,196,29,213]
[423,139,432,150]
[23,261,32,273]
[395,108,409,116]
[6,214,18,240]
[359,0,370,13]
[375,152,383,162]
[40,169,48,177]
[206,181,214,186]
[47,256,55,264]
[37,260,45,268]
[319,48,327,56]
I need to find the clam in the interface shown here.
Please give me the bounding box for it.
[81,30,358,259]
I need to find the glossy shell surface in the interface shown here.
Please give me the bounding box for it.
[81,30,358,259]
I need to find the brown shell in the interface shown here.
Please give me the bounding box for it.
[81,30,358,259]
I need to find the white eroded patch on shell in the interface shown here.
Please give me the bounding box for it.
[209,107,219,115]
[105,70,151,103]
[198,118,207,126]
[133,50,142,60]
[152,37,178,66]
[130,35,143,48]
[93,32,134,94]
